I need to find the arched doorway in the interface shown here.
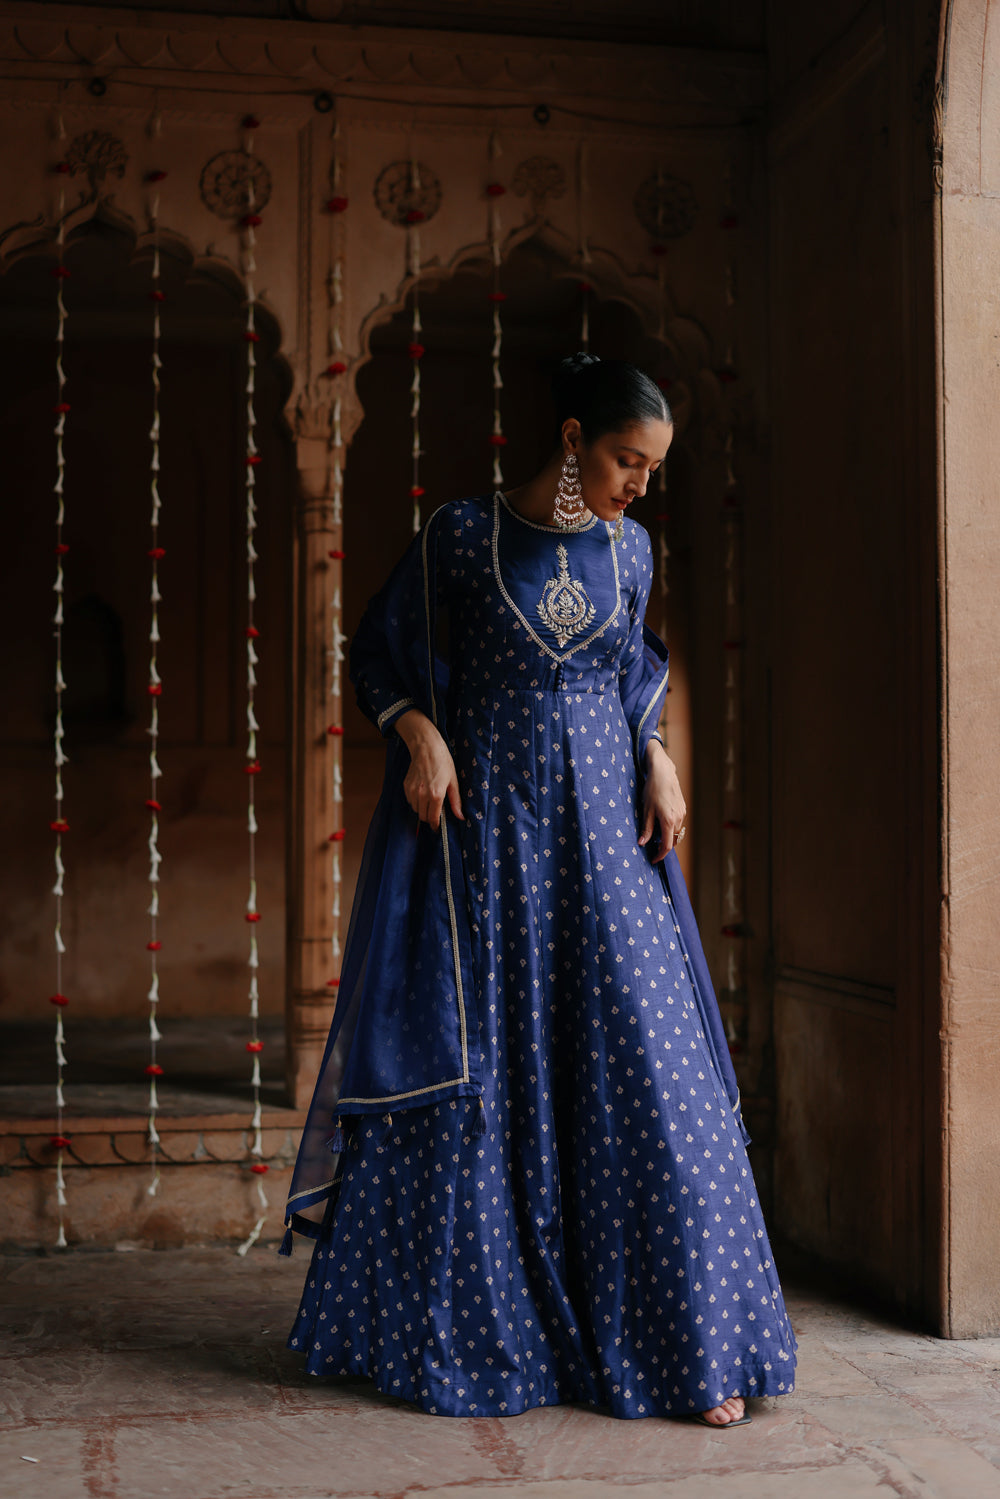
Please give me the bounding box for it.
[340,235,706,916]
[0,217,295,1116]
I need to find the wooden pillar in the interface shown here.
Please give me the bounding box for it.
[286,430,341,1108]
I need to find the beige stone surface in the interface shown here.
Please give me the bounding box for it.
[377,1474,898,1499]
[2,1250,1000,1499]
[939,0,1000,1338]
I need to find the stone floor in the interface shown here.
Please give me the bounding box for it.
[3,1247,1000,1499]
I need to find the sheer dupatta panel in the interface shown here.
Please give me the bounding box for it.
[282,508,483,1245]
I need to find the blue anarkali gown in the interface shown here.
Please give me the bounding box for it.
[284,491,797,1418]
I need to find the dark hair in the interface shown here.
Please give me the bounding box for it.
[551,352,672,445]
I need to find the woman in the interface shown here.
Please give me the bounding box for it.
[283,353,797,1428]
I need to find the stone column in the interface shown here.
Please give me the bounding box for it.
[286,428,341,1109]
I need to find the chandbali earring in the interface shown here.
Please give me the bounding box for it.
[612,510,625,543]
[553,450,588,529]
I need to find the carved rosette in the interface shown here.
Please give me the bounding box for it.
[633,173,698,240]
[373,160,442,227]
[199,151,273,220]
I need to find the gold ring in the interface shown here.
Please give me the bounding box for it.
[676,825,687,843]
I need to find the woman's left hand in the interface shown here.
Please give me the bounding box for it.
[638,741,687,864]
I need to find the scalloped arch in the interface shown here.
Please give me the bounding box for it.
[0,203,292,398]
[345,221,721,452]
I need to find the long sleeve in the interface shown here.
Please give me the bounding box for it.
[617,524,670,769]
[349,526,434,737]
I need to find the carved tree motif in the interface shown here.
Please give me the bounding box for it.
[512,156,568,216]
[65,131,128,202]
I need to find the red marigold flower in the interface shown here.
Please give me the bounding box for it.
[328,829,346,842]
[53,402,71,414]
[50,1135,72,1149]
[244,330,261,344]
[487,291,507,303]
[323,361,347,376]
[245,912,262,923]
[244,760,262,775]
[55,543,70,554]
[326,977,341,987]
[50,819,69,833]
[147,683,163,696]
[408,342,425,360]
[410,485,425,498]
[246,1040,264,1053]
[145,1063,164,1076]
[404,208,425,224]
[328,549,346,560]
[246,454,262,467]
[147,940,162,951]
[250,1162,269,1174]
[489,434,508,447]
[145,799,162,812]
[148,546,166,559]
[245,625,260,638]
[49,994,69,1007]
[52,265,71,279]
[327,724,344,736]
[326,196,349,213]
[150,290,166,303]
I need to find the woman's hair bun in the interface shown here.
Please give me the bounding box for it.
[550,350,672,443]
[557,351,602,377]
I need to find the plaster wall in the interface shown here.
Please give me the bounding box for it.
[937,0,1000,1336]
[0,2,770,1243]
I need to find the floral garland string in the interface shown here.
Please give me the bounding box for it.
[50,107,72,1248]
[324,117,348,986]
[486,132,506,488]
[236,111,269,1256]
[144,128,168,1196]
[576,140,592,351]
[717,157,747,1056]
[649,166,675,739]
[406,155,425,534]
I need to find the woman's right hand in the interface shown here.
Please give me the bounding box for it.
[395,709,464,832]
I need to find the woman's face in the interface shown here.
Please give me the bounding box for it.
[566,417,674,526]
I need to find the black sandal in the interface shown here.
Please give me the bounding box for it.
[692,1407,752,1428]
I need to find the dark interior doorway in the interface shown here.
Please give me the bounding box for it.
[340,234,704,922]
[0,219,294,1118]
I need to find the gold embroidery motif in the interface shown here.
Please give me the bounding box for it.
[537,543,597,648]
